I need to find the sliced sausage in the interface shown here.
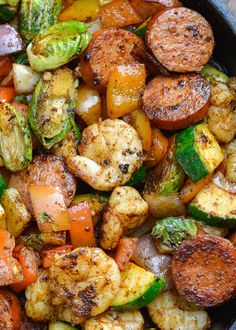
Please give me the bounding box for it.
[129,0,182,20]
[80,28,145,92]
[141,73,210,130]
[9,154,76,215]
[146,7,214,72]
[172,235,236,307]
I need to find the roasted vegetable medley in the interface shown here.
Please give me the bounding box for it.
[0,0,236,329]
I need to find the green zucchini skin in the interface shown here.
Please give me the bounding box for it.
[19,0,62,44]
[113,278,166,310]
[125,165,148,186]
[189,182,236,228]
[0,5,16,21]
[0,175,7,197]
[112,262,166,310]
[200,64,229,84]
[176,125,208,182]
[175,123,223,182]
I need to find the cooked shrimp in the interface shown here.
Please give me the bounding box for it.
[25,270,55,322]
[226,138,236,155]
[83,309,144,330]
[48,247,121,325]
[147,290,210,330]
[207,106,236,143]
[67,119,143,191]
[100,186,149,250]
[210,82,234,107]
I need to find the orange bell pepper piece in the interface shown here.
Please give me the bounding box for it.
[0,87,16,103]
[99,0,143,29]
[29,185,71,232]
[60,0,100,22]
[0,229,24,286]
[11,245,38,292]
[41,245,74,268]
[130,108,152,151]
[145,127,169,168]
[180,175,213,204]
[0,289,21,330]
[68,202,96,247]
[114,237,138,270]
[0,56,12,75]
[107,64,146,119]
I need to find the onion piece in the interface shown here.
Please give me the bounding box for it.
[143,193,186,218]
[132,234,173,289]
[0,24,24,56]
[212,171,236,194]
[12,64,41,94]
[88,19,102,35]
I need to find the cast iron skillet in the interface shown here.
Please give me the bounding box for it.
[143,1,236,329]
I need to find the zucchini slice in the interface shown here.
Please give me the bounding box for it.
[0,174,7,197]
[189,182,236,228]
[176,122,224,182]
[1,188,31,237]
[111,262,166,310]
[200,64,229,84]
[49,321,78,330]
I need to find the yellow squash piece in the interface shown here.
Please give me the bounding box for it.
[130,108,152,151]
[1,188,31,237]
[59,0,100,22]
[107,64,146,119]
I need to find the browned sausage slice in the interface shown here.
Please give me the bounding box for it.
[9,154,76,215]
[129,0,182,20]
[141,73,210,130]
[146,7,214,72]
[172,235,236,307]
[80,28,145,92]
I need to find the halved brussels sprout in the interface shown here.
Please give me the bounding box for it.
[28,68,78,149]
[144,139,185,196]
[143,139,186,218]
[152,217,197,250]
[20,0,62,44]
[0,103,32,171]
[27,21,92,72]
[52,117,81,159]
